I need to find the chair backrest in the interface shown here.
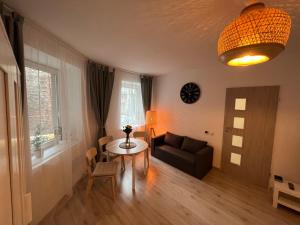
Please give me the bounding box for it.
[86,147,97,176]
[98,136,113,154]
[133,131,147,140]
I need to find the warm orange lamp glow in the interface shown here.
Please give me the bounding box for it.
[218,2,291,67]
[146,111,157,127]
[146,110,157,137]
[228,55,269,67]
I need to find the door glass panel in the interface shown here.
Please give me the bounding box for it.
[232,135,243,148]
[235,98,246,110]
[230,153,241,166]
[233,117,245,129]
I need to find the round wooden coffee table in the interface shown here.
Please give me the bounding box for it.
[106,138,148,191]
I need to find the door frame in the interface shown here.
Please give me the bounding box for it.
[0,18,27,225]
[0,69,14,225]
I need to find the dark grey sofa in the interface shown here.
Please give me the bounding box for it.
[151,132,213,179]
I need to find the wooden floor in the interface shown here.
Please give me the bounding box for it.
[39,155,300,225]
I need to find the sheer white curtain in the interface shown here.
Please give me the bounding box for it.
[106,69,145,138]
[23,21,93,190]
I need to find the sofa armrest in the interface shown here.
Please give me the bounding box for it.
[194,146,213,179]
[151,134,165,155]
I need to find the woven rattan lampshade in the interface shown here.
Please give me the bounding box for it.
[218,2,291,66]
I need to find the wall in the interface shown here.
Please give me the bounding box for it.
[31,148,72,225]
[152,34,300,184]
[30,138,87,225]
[23,20,91,225]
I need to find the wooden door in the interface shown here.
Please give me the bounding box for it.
[0,70,13,225]
[221,86,279,187]
[0,17,28,225]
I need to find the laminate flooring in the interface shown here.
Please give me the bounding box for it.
[38,155,300,225]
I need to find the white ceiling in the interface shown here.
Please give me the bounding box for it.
[5,0,300,74]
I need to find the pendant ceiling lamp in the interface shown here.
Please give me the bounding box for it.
[217,2,291,67]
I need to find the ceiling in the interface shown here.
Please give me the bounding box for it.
[5,0,300,75]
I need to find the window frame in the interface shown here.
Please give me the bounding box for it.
[25,59,61,153]
[120,79,145,129]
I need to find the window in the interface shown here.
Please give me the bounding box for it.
[120,80,145,128]
[25,62,61,153]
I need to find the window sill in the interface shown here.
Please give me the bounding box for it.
[32,141,68,169]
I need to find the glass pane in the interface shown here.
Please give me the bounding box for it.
[230,153,241,166]
[235,98,246,110]
[233,117,245,129]
[25,66,59,151]
[232,135,243,148]
[120,80,145,128]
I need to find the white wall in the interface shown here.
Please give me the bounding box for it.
[152,35,300,184]
[30,141,87,225]
[31,149,72,225]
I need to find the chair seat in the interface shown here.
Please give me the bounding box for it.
[93,162,118,177]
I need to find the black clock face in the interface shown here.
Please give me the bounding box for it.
[180,82,201,104]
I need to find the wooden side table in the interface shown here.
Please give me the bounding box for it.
[273,180,300,212]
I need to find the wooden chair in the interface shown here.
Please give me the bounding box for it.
[133,131,150,170]
[86,147,118,199]
[98,136,125,170]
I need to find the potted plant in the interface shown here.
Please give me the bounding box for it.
[32,125,46,158]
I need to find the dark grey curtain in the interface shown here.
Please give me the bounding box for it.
[87,60,115,140]
[0,2,25,108]
[140,75,153,113]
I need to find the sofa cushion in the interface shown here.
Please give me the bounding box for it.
[164,132,184,148]
[181,136,207,153]
[155,145,195,174]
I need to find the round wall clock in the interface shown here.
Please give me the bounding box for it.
[180,82,201,104]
